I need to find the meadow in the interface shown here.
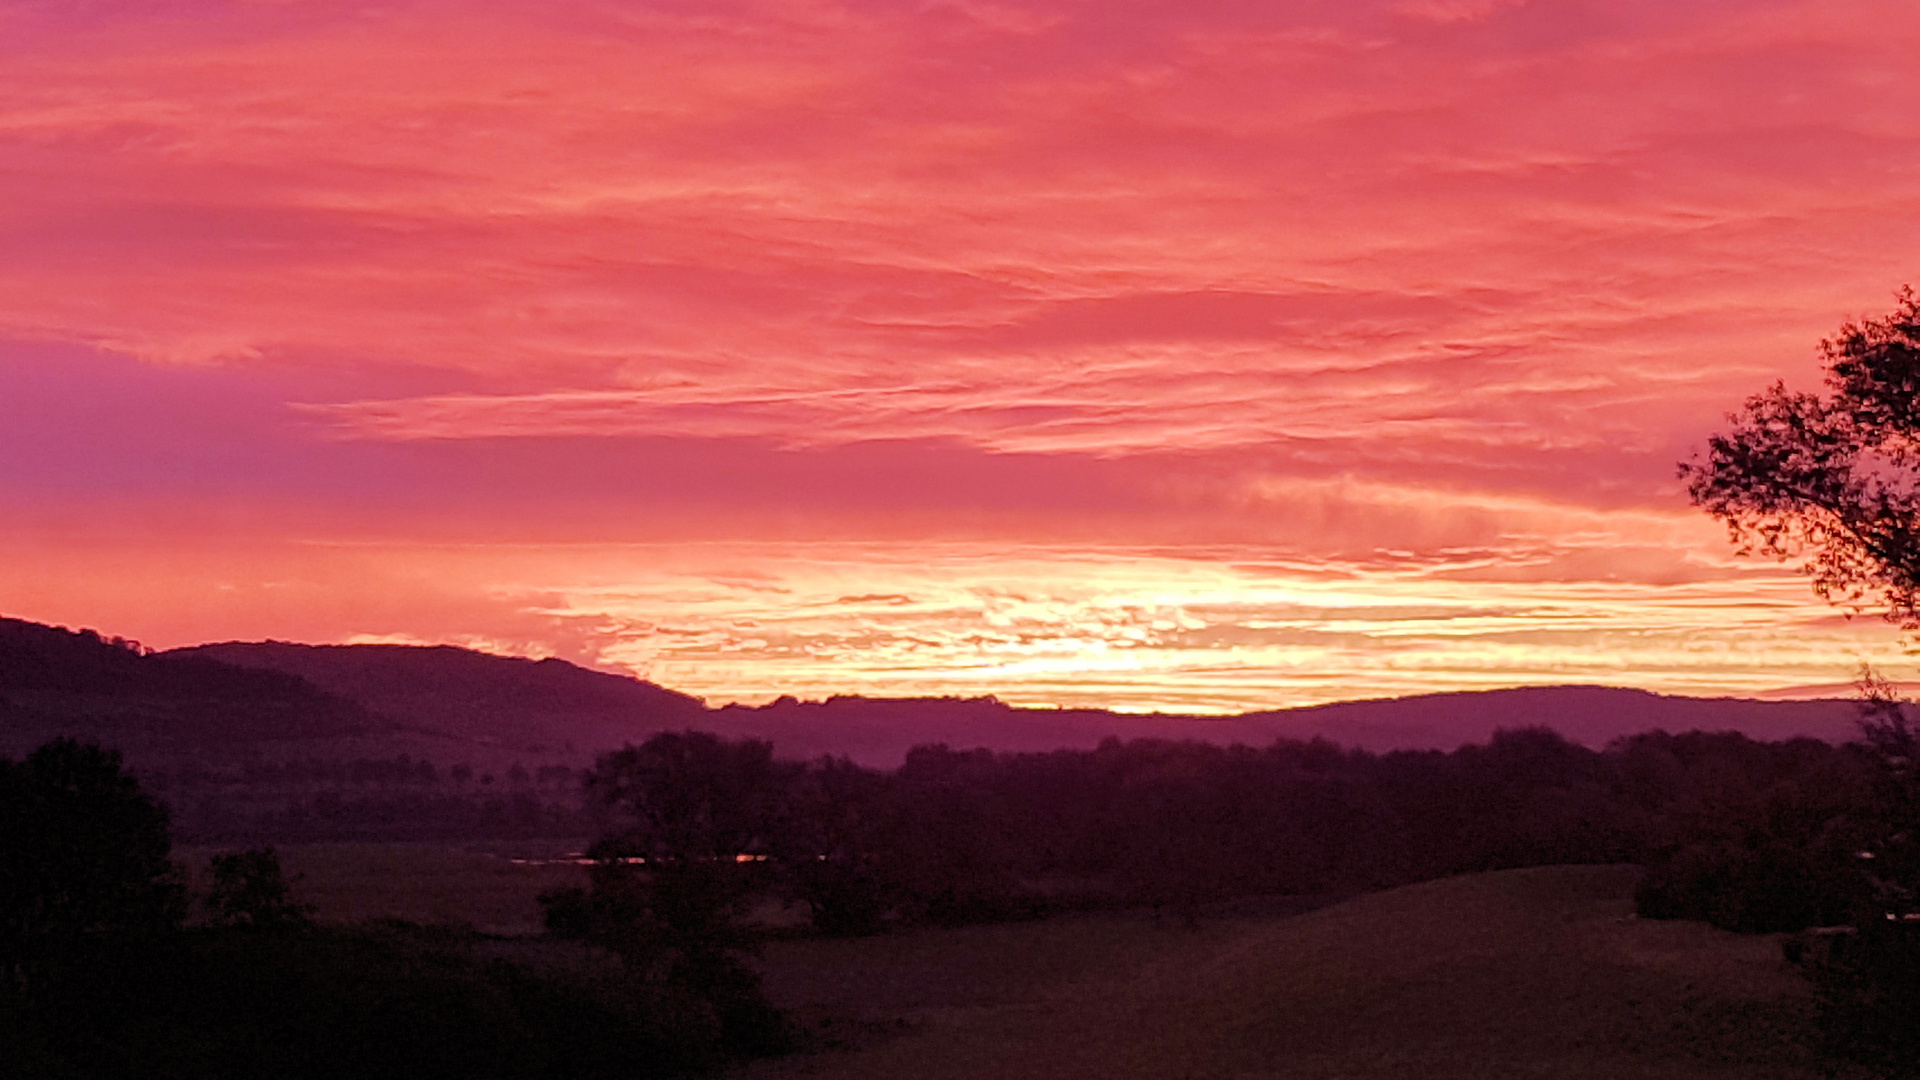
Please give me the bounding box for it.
[191,845,1869,1080]
[744,865,1861,1080]
[175,842,591,935]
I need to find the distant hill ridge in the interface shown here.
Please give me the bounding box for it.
[177,640,708,748]
[708,684,1868,763]
[0,617,384,756]
[0,614,1880,766]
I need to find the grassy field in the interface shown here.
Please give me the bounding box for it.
[166,850,1866,1078]
[742,865,1865,1080]
[175,843,590,935]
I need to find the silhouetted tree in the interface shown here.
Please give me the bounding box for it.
[1678,293,1920,924]
[1682,294,1920,1065]
[1683,287,1920,627]
[1854,673,1920,913]
[777,755,892,936]
[587,732,794,867]
[545,732,794,1052]
[0,739,185,994]
[1109,749,1219,927]
[1787,682,1920,1074]
[206,847,315,929]
[884,745,1042,925]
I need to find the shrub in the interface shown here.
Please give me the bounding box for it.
[205,847,315,928]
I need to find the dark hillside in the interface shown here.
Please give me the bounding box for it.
[0,618,383,756]
[134,635,1884,765]
[712,686,1867,766]
[177,641,708,752]
[1245,685,1867,751]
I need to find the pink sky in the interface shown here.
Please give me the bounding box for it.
[4,0,1920,710]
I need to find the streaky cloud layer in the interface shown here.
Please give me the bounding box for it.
[3,0,1919,709]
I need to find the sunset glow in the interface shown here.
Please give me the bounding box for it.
[6,0,1920,710]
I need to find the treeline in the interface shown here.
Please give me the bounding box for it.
[150,754,583,789]
[9,719,1917,1076]
[0,618,378,744]
[146,756,591,843]
[555,723,1920,1072]
[567,726,1893,935]
[1,739,784,1079]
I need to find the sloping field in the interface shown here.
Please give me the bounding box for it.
[745,866,1864,1080]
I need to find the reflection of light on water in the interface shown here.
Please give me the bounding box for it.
[505,854,633,866]
[502,853,768,866]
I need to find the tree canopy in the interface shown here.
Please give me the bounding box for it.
[1685,290,1920,1070]
[1683,288,1920,625]
[0,739,184,990]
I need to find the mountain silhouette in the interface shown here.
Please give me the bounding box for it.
[173,640,708,751]
[0,615,1880,766]
[0,617,382,756]
[708,685,1868,765]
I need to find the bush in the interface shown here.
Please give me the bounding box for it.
[1791,920,1920,1076]
[538,863,793,1057]
[1635,841,1859,933]
[12,922,742,1079]
[205,848,315,928]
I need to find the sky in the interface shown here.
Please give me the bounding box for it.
[4,0,1920,712]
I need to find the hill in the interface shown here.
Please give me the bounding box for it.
[176,640,707,752]
[746,865,1861,1080]
[0,615,1878,766]
[710,685,1866,765]
[1243,684,1868,750]
[0,617,385,757]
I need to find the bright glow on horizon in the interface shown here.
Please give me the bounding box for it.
[547,543,1918,712]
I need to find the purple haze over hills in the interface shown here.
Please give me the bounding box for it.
[173,639,1870,766]
[705,686,1867,765]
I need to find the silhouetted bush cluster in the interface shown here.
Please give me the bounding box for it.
[144,755,594,844]
[1,738,777,1080]
[560,727,1890,941]
[1621,730,1888,932]
[548,724,1917,1072]
[1790,920,1920,1076]
[1636,841,1859,932]
[4,921,750,1080]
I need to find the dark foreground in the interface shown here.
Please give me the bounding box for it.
[2,862,1877,1080]
[741,865,1868,1080]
